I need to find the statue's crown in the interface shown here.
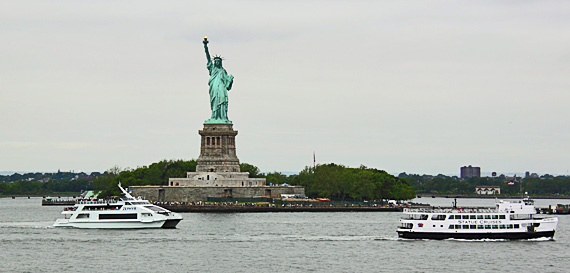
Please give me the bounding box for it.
[213,55,224,60]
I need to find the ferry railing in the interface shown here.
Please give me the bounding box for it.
[403,207,496,214]
[75,199,121,205]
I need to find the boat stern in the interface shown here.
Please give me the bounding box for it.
[161,212,183,229]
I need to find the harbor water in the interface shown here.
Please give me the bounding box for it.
[1,197,569,272]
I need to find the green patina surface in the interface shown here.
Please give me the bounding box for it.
[203,37,234,124]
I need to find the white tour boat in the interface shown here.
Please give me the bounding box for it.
[53,183,183,229]
[397,196,558,240]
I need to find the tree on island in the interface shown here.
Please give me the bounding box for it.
[294,164,416,201]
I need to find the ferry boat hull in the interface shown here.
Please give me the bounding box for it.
[161,219,182,229]
[397,230,555,240]
[53,219,169,229]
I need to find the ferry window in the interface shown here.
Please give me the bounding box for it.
[485,225,491,229]
[455,225,461,229]
[454,215,460,219]
[507,224,513,229]
[492,215,498,219]
[432,215,446,220]
[470,225,476,229]
[492,225,498,229]
[499,215,506,219]
[449,225,454,229]
[462,225,469,229]
[76,214,89,219]
[470,215,476,219]
[477,225,484,229]
[477,215,483,219]
[484,215,491,219]
[448,215,454,219]
[99,213,137,220]
[462,215,469,219]
[499,225,506,229]
[514,224,520,229]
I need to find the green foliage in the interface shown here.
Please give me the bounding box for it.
[0,179,91,196]
[401,173,570,196]
[240,163,262,178]
[525,176,570,195]
[0,170,98,196]
[294,164,415,201]
[265,172,289,185]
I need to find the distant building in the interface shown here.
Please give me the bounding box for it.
[475,186,500,195]
[461,165,481,179]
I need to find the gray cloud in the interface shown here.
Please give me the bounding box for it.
[1,0,569,175]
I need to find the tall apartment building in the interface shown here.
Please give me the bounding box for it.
[461,165,481,179]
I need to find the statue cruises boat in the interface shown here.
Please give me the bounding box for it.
[53,183,183,229]
[397,197,558,240]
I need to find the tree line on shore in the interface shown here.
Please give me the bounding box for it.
[400,173,570,196]
[0,171,98,196]
[0,160,415,200]
[2,160,569,198]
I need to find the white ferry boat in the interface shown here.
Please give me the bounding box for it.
[397,197,558,240]
[53,184,183,229]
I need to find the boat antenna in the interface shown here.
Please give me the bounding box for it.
[118,182,134,199]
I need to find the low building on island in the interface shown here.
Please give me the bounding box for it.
[475,186,501,195]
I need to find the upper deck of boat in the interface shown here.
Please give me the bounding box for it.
[75,199,150,206]
[403,207,499,214]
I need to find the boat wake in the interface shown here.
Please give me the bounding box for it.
[300,235,397,242]
[197,234,400,243]
[0,222,55,229]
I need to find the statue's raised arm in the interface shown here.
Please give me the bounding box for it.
[203,36,211,64]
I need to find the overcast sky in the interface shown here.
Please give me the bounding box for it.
[1,1,569,176]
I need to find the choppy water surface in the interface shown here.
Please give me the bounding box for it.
[1,197,569,272]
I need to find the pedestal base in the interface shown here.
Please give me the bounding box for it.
[196,123,240,172]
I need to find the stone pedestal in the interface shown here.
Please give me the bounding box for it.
[171,123,266,189]
[196,123,240,172]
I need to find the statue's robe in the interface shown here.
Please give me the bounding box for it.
[207,61,234,122]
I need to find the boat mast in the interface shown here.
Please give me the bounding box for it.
[118,182,134,199]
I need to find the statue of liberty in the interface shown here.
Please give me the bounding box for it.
[203,37,234,124]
